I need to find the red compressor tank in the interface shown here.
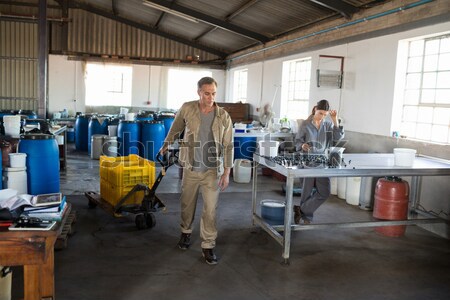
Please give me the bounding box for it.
[373,176,409,237]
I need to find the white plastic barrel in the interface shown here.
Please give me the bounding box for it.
[233,159,252,183]
[337,177,347,199]
[346,177,361,205]
[330,177,338,195]
[2,167,27,194]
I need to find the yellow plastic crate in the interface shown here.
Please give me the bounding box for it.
[100,154,156,187]
[100,178,144,207]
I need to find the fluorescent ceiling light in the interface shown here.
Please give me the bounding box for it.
[142,1,199,23]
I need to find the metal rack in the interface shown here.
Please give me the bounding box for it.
[251,153,450,264]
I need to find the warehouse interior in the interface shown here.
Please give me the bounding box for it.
[1,0,450,299]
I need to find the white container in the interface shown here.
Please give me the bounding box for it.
[233,159,252,183]
[337,177,346,199]
[3,115,21,138]
[108,125,118,137]
[3,167,28,194]
[345,177,361,205]
[258,140,279,157]
[56,135,64,145]
[125,112,135,121]
[8,153,26,168]
[393,148,416,167]
[91,134,107,160]
[330,177,338,195]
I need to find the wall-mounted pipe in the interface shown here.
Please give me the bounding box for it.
[227,0,435,63]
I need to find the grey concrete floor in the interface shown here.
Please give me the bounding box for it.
[12,144,450,299]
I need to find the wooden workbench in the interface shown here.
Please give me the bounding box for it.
[0,229,57,300]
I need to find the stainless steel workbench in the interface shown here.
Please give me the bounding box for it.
[251,153,450,264]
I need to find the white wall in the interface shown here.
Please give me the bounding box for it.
[226,21,450,136]
[48,55,85,115]
[48,58,226,114]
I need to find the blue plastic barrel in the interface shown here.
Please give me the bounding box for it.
[88,116,109,154]
[141,121,165,161]
[75,114,90,151]
[234,136,257,160]
[157,113,175,137]
[67,127,75,143]
[0,148,2,189]
[118,120,141,156]
[18,110,38,119]
[18,134,60,195]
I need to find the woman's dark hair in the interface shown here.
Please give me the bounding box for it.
[311,99,330,115]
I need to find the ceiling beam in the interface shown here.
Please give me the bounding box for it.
[112,0,118,16]
[64,0,227,58]
[143,0,270,43]
[310,0,358,19]
[194,0,260,42]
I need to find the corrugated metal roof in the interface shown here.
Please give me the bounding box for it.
[0,0,388,64]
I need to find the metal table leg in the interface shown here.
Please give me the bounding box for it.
[282,175,294,264]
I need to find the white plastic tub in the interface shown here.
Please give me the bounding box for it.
[9,153,27,168]
[393,148,416,167]
[258,140,279,157]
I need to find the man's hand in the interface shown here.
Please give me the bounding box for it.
[218,168,230,191]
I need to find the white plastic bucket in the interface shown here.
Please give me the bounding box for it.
[3,115,21,138]
[8,153,26,168]
[258,140,279,157]
[233,159,252,183]
[3,167,28,194]
[125,113,135,121]
[393,148,416,167]
[345,177,361,205]
[56,135,64,145]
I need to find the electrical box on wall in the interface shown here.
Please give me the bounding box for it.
[316,55,344,89]
[316,69,343,88]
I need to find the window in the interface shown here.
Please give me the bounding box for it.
[85,63,132,106]
[166,68,212,109]
[233,69,248,102]
[395,33,450,144]
[281,57,312,120]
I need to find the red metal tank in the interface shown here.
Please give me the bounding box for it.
[373,176,409,237]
